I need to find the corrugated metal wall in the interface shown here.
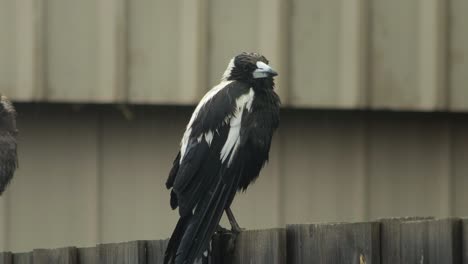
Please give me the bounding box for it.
[0,105,467,252]
[1,0,467,110]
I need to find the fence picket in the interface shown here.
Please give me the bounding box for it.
[286,222,380,264]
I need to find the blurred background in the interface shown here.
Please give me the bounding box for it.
[1,0,468,253]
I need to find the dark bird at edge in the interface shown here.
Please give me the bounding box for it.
[0,95,18,195]
[164,52,280,264]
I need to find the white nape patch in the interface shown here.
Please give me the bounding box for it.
[180,81,234,163]
[221,58,235,81]
[220,88,255,166]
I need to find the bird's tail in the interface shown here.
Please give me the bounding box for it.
[165,171,239,264]
[164,215,193,264]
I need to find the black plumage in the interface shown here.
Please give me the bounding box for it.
[164,52,280,264]
[0,95,18,195]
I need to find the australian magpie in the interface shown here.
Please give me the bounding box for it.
[0,95,18,195]
[164,52,280,264]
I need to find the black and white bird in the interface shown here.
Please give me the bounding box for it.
[164,52,280,264]
[0,95,18,195]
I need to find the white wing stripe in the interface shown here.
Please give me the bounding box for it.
[220,88,255,166]
[180,80,234,163]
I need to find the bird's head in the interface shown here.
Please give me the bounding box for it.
[222,52,278,86]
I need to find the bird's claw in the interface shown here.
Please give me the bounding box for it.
[215,225,229,234]
[231,226,245,234]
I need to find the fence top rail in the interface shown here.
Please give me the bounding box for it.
[1,217,467,264]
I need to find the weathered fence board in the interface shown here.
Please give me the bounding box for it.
[98,241,146,264]
[2,218,468,263]
[33,247,77,264]
[77,247,97,264]
[12,252,32,264]
[213,229,286,264]
[0,252,12,264]
[462,218,468,264]
[379,217,434,264]
[286,222,380,264]
[147,240,168,264]
[400,218,462,263]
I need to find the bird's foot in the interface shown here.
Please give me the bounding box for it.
[215,225,229,234]
[230,224,245,234]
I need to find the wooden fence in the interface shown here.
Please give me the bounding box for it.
[1,217,467,264]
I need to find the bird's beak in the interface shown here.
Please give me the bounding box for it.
[253,61,278,79]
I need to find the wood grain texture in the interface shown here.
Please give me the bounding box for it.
[147,240,168,264]
[462,219,468,264]
[33,247,77,264]
[286,222,380,264]
[400,218,462,263]
[379,217,434,264]
[212,229,286,264]
[0,252,12,264]
[233,229,286,264]
[77,247,97,264]
[12,252,32,264]
[98,241,146,264]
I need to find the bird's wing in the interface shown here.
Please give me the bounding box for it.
[166,80,251,215]
[0,96,18,195]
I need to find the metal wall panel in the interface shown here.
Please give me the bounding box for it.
[289,0,367,108]
[281,111,367,224]
[207,0,289,103]
[0,0,16,98]
[367,116,451,218]
[44,0,99,102]
[207,0,260,87]
[127,1,182,104]
[449,0,468,111]
[290,0,341,107]
[98,107,184,243]
[369,0,447,111]
[2,106,99,252]
[0,1,466,111]
[127,0,209,105]
[369,0,420,109]
[452,120,468,215]
[0,0,43,101]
